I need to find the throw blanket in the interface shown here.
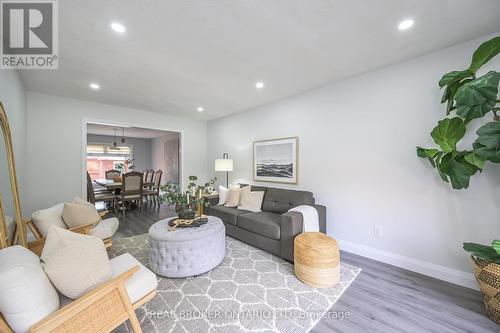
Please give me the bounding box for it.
[288,205,319,232]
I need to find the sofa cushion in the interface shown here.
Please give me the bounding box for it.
[237,212,281,240]
[110,253,158,303]
[208,205,250,225]
[262,188,314,214]
[238,186,265,212]
[224,186,242,208]
[0,246,59,333]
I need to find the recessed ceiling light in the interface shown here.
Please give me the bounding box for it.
[110,22,126,33]
[255,81,264,89]
[197,107,204,112]
[398,19,414,31]
[89,83,100,90]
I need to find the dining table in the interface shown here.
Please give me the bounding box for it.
[94,179,155,190]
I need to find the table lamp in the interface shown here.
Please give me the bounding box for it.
[214,153,233,187]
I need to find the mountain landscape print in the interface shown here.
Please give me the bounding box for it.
[254,137,298,184]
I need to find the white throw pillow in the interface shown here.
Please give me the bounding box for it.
[31,203,67,237]
[218,184,240,205]
[0,245,59,333]
[224,186,242,208]
[41,226,112,299]
[238,186,265,212]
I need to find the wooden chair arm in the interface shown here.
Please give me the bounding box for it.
[29,266,140,333]
[68,221,97,235]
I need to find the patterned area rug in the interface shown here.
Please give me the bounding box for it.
[110,233,360,333]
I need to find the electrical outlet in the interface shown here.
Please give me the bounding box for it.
[374,226,383,238]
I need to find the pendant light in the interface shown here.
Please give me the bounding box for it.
[109,129,120,150]
[118,128,129,148]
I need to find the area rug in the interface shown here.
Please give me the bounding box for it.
[110,233,361,333]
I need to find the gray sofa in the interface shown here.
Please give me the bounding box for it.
[206,185,326,262]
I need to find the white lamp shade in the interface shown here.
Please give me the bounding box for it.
[214,159,233,172]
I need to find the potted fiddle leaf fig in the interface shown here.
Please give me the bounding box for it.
[416,36,500,189]
[416,36,500,324]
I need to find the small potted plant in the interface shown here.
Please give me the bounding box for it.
[160,175,216,219]
[463,240,500,324]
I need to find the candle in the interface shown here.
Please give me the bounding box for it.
[199,189,202,199]
[186,193,189,205]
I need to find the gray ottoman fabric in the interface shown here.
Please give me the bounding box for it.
[148,216,225,278]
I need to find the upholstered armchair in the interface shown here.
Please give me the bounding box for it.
[27,201,119,250]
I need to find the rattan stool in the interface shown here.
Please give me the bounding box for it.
[294,232,339,288]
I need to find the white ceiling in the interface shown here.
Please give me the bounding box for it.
[87,123,178,139]
[19,0,500,121]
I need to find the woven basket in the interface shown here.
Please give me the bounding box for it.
[471,256,500,324]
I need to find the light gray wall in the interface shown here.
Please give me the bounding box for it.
[87,134,152,172]
[26,92,207,212]
[0,70,27,216]
[207,33,500,288]
[151,133,180,185]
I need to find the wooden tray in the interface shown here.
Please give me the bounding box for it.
[168,217,208,228]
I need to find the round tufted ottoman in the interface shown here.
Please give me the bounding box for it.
[148,216,225,278]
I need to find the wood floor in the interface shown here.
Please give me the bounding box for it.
[111,204,498,333]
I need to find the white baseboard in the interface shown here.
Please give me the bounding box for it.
[337,238,478,290]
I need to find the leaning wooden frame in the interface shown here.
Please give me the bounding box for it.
[0,102,154,332]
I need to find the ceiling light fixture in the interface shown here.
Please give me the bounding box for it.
[197,107,204,112]
[110,22,126,33]
[255,81,264,89]
[109,129,120,150]
[398,19,414,31]
[89,83,100,90]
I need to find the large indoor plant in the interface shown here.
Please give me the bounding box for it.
[160,175,216,219]
[416,36,500,189]
[416,36,500,324]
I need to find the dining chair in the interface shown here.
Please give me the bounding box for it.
[144,170,163,204]
[143,169,150,184]
[87,172,117,210]
[105,169,121,180]
[118,171,143,216]
[147,169,155,186]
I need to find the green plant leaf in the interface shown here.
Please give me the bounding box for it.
[492,240,500,256]
[468,36,500,73]
[474,142,500,163]
[473,122,500,162]
[439,70,474,88]
[444,154,478,189]
[464,152,485,170]
[454,71,500,121]
[430,117,466,152]
[476,121,500,148]
[463,242,500,263]
[441,78,474,114]
[416,147,439,167]
[435,152,451,182]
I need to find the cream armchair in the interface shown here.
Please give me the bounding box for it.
[26,201,119,250]
[0,246,157,333]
